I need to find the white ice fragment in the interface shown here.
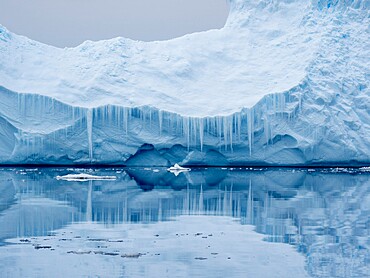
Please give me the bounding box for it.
[167,163,191,176]
[56,173,117,182]
[359,167,370,172]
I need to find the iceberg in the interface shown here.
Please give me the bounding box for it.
[0,0,369,165]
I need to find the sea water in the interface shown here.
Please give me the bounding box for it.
[0,167,368,277]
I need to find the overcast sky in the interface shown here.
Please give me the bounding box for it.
[0,0,229,47]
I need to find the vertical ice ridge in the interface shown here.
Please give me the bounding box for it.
[247,109,253,156]
[86,109,93,162]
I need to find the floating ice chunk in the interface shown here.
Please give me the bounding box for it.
[56,173,117,182]
[168,163,191,171]
[167,163,191,176]
[359,167,370,172]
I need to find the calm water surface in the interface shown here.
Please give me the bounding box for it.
[0,167,369,277]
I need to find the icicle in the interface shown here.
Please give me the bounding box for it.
[169,113,174,135]
[223,117,228,151]
[223,116,229,151]
[158,110,163,136]
[143,108,147,129]
[206,118,210,136]
[233,114,236,139]
[184,117,190,151]
[192,118,197,148]
[264,115,270,145]
[176,114,181,134]
[217,116,222,145]
[107,105,112,125]
[247,109,253,156]
[199,118,204,152]
[86,108,93,162]
[281,94,286,112]
[149,108,152,128]
[238,113,241,142]
[124,107,129,135]
[17,93,21,113]
[229,116,233,152]
[208,118,212,136]
[105,106,109,124]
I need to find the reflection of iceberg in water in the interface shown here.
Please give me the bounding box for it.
[0,168,368,276]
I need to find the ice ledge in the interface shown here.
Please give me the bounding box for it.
[0,81,369,166]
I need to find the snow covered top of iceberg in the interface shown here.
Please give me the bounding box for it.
[0,0,367,117]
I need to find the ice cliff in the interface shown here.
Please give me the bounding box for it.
[0,0,369,165]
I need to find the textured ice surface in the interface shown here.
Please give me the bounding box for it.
[0,0,369,165]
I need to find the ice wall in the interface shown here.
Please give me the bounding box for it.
[0,85,301,164]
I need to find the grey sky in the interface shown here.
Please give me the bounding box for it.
[0,0,229,48]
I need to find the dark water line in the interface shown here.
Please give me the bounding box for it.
[0,164,369,169]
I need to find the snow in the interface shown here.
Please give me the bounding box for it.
[0,1,312,116]
[0,0,369,165]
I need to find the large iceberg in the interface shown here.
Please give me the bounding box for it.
[0,0,369,165]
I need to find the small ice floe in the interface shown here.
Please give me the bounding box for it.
[331,167,349,173]
[67,250,92,255]
[56,173,117,182]
[167,163,191,176]
[359,166,370,172]
[121,253,144,258]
